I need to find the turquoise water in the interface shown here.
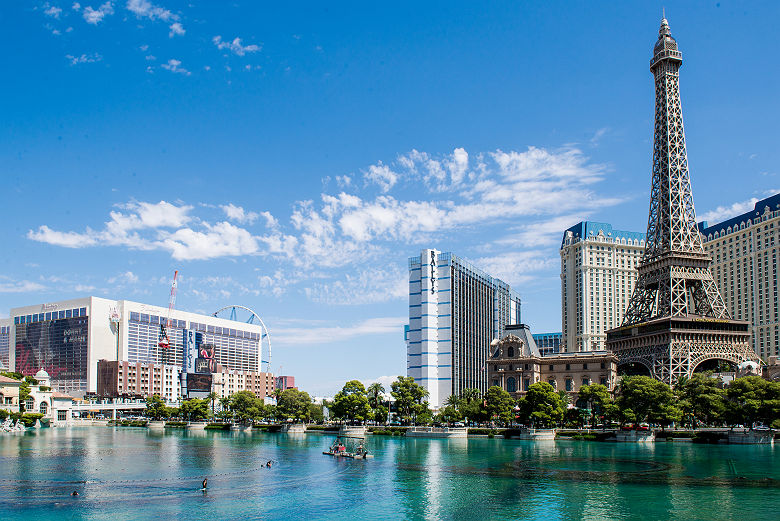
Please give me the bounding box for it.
[0,428,777,520]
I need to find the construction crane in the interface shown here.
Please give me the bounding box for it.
[158,270,179,355]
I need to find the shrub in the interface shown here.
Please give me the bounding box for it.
[205,423,231,430]
[165,421,187,428]
[10,413,44,427]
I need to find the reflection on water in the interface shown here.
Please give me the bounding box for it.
[0,428,777,520]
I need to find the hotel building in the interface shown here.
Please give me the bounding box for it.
[488,324,618,399]
[699,193,780,360]
[6,297,263,396]
[560,222,645,352]
[532,332,563,356]
[406,249,521,408]
[97,360,182,402]
[212,370,276,400]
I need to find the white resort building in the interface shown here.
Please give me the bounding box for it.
[560,222,645,352]
[406,249,521,408]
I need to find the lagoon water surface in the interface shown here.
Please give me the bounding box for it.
[0,427,777,520]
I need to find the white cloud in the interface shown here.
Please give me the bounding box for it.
[108,271,139,284]
[364,162,399,193]
[0,279,47,293]
[168,22,184,37]
[474,250,557,287]
[259,211,278,229]
[212,36,260,56]
[66,53,103,65]
[220,203,259,224]
[272,316,406,346]
[28,226,98,247]
[360,375,396,397]
[44,4,63,18]
[699,198,759,224]
[158,221,260,260]
[26,146,621,270]
[161,58,190,75]
[126,0,176,21]
[82,2,114,24]
[72,2,81,9]
[335,175,352,188]
[304,266,407,305]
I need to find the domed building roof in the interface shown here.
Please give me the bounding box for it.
[34,368,50,380]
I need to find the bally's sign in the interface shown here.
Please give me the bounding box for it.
[183,329,197,373]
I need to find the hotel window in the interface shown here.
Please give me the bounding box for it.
[565,379,573,392]
[600,377,607,386]
[523,378,530,391]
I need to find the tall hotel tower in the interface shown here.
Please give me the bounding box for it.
[699,193,780,361]
[560,222,645,352]
[406,249,521,408]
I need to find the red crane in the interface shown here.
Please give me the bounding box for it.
[158,270,179,350]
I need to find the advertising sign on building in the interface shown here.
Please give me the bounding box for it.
[187,373,212,398]
[183,329,197,373]
[194,357,211,374]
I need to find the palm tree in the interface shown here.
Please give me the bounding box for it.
[207,392,219,418]
[461,388,482,404]
[367,382,385,409]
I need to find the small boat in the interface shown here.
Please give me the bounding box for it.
[323,435,373,459]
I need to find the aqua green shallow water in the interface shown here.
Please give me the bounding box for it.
[0,428,777,520]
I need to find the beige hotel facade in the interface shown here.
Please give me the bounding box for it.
[559,193,780,362]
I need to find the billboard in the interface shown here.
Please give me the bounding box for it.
[183,329,197,373]
[194,357,212,374]
[198,343,217,373]
[187,372,212,393]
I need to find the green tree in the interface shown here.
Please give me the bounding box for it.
[207,392,219,418]
[518,382,564,428]
[180,398,209,421]
[18,380,31,413]
[367,382,385,409]
[277,388,312,422]
[437,405,463,424]
[230,391,262,423]
[676,373,726,427]
[331,380,372,423]
[616,376,676,426]
[390,376,431,425]
[309,402,325,423]
[144,394,168,420]
[577,383,612,427]
[484,385,516,426]
[452,388,486,424]
[372,404,388,424]
[725,376,780,428]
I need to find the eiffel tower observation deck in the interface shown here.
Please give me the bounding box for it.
[605,17,759,384]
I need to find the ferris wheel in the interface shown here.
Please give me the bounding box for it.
[212,305,272,373]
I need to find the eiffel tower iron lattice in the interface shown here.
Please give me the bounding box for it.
[605,17,758,384]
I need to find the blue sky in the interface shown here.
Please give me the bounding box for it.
[2,1,779,396]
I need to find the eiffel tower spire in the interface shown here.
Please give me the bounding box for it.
[622,17,728,324]
[606,18,757,384]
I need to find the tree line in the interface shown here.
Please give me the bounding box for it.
[143,374,780,429]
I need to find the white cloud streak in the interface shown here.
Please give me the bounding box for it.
[213,36,260,56]
[82,2,113,24]
[168,22,184,37]
[161,58,190,75]
[272,316,407,346]
[65,53,103,65]
[699,198,759,225]
[125,0,176,21]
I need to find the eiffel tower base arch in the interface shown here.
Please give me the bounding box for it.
[607,316,756,385]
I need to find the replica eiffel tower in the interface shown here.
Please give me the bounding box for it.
[605,17,758,384]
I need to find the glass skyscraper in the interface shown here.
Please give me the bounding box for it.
[406,249,521,408]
